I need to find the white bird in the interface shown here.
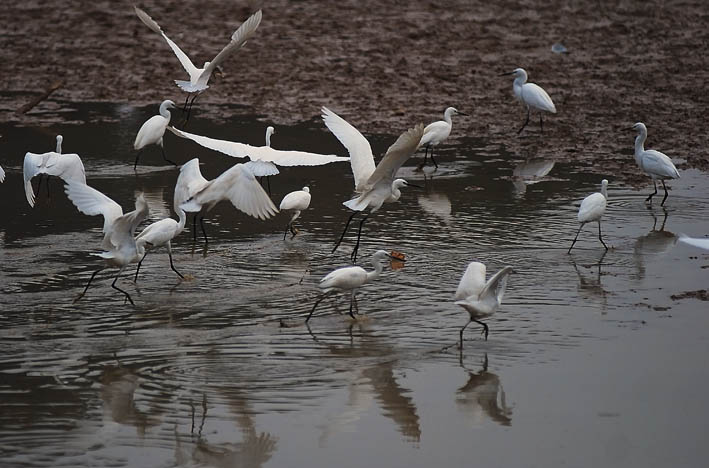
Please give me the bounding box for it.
[133,99,178,169]
[0,165,5,183]
[568,179,609,253]
[279,186,311,240]
[64,180,149,305]
[678,234,709,251]
[173,158,209,242]
[631,122,680,206]
[417,107,467,169]
[322,106,424,262]
[244,126,280,194]
[179,162,278,245]
[23,135,86,207]
[454,262,514,346]
[135,6,262,120]
[501,68,556,134]
[306,250,397,322]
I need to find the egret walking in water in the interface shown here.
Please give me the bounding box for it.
[418,107,467,169]
[64,181,148,305]
[279,186,311,240]
[133,100,178,169]
[173,158,209,242]
[568,179,609,253]
[23,135,86,207]
[631,122,680,206]
[307,250,398,322]
[501,68,556,134]
[134,7,262,122]
[454,262,514,346]
[322,106,424,262]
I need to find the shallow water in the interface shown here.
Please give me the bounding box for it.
[1,102,708,467]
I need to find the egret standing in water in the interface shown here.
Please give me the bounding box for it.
[568,179,609,253]
[279,186,311,240]
[630,122,680,206]
[23,135,86,207]
[322,106,424,262]
[64,181,149,305]
[307,250,398,322]
[417,107,467,169]
[455,262,514,346]
[134,100,178,169]
[501,68,556,134]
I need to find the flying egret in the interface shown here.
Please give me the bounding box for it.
[454,262,514,346]
[134,6,262,121]
[501,68,556,134]
[568,179,609,253]
[133,100,178,169]
[630,122,680,206]
[678,234,709,251]
[64,180,148,305]
[173,158,209,242]
[245,126,279,195]
[306,250,397,322]
[417,107,467,169]
[0,165,4,183]
[23,135,86,207]
[322,106,424,262]
[179,162,278,245]
[279,186,311,240]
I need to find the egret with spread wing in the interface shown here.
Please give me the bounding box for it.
[23,135,86,207]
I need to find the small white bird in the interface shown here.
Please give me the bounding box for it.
[568,179,609,253]
[678,234,709,251]
[631,122,680,206]
[23,135,86,207]
[322,106,424,262]
[418,106,467,169]
[135,7,262,120]
[64,180,149,305]
[279,186,311,240]
[501,68,556,134]
[245,126,279,194]
[133,100,178,169]
[306,250,397,322]
[179,162,278,245]
[454,262,515,346]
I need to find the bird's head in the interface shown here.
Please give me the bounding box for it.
[446,107,468,117]
[372,250,402,264]
[630,122,647,134]
[500,68,527,80]
[301,186,310,193]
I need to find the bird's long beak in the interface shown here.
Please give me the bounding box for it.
[387,254,406,262]
[457,111,469,116]
[499,71,515,76]
[404,182,424,189]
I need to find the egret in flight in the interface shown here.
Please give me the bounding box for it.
[23,135,86,207]
[245,126,279,194]
[631,122,680,206]
[322,106,424,262]
[501,68,556,134]
[418,106,467,169]
[133,100,178,169]
[279,186,311,240]
[568,179,609,253]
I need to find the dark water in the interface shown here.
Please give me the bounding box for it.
[1,102,708,467]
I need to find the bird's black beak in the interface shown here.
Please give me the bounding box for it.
[457,111,469,116]
[499,71,514,76]
[387,254,406,262]
[405,182,424,189]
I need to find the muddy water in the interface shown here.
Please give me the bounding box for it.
[1,103,708,467]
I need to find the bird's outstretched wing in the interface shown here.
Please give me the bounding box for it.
[362,123,424,191]
[478,266,514,304]
[64,180,124,249]
[23,152,86,207]
[454,262,487,301]
[679,234,709,251]
[23,152,48,207]
[109,193,149,249]
[174,158,209,208]
[321,107,375,191]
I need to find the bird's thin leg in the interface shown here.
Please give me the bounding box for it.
[192,214,197,241]
[418,146,429,169]
[598,221,608,250]
[332,212,358,254]
[199,216,208,245]
[184,95,198,125]
[283,222,291,241]
[645,180,657,203]
[540,114,544,134]
[660,180,669,206]
[348,290,356,319]
[134,251,148,282]
[351,214,370,263]
[75,268,105,302]
[134,150,142,170]
[568,223,585,253]
[517,107,530,134]
[111,268,135,306]
[459,319,472,349]
[353,291,360,315]
[306,292,332,323]
[430,146,439,169]
[290,223,298,239]
[161,147,178,166]
[473,319,489,340]
[266,176,272,196]
[168,246,185,279]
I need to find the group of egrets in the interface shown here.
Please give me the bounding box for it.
[6,5,703,350]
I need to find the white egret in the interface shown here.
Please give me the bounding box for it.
[631,122,680,206]
[306,250,397,322]
[134,7,262,120]
[568,179,609,253]
[179,162,278,245]
[501,68,556,134]
[23,135,86,207]
[245,126,279,194]
[454,262,514,346]
[322,106,424,262]
[678,234,709,251]
[173,158,209,242]
[417,107,467,169]
[64,180,149,305]
[133,100,178,169]
[279,186,311,240]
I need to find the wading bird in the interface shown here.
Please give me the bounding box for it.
[307,250,397,322]
[418,106,467,169]
[279,186,311,240]
[133,100,178,169]
[501,68,556,134]
[23,135,86,207]
[322,106,424,262]
[64,181,148,305]
[631,122,680,206]
[454,262,514,346]
[173,158,209,242]
[568,179,609,253]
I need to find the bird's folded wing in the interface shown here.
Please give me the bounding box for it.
[454,262,486,300]
[321,107,375,191]
[202,9,263,80]
[362,123,424,190]
[23,152,45,207]
[641,150,680,179]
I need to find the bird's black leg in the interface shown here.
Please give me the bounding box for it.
[645,180,657,203]
[540,114,544,134]
[182,95,190,113]
[168,249,184,279]
[459,319,472,349]
[474,319,489,340]
[418,146,429,169]
[660,180,669,206]
[134,251,148,282]
[184,95,198,126]
[517,107,530,134]
[75,268,105,302]
[306,292,332,323]
[568,223,585,253]
[134,150,143,170]
[161,147,178,166]
[348,291,356,320]
[598,221,608,250]
[111,268,134,306]
[290,223,298,239]
[199,216,208,245]
[266,176,272,196]
[351,214,370,263]
[283,222,290,241]
[332,212,358,254]
[192,214,198,241]
[430,146,439,169]
[353,291,360,315]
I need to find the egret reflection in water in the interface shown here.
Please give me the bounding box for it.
[456,354,512,426]
[633,208,677,280]
[570,250,609,313]
[511,158,555,194]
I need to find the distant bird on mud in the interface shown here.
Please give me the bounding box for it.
[568,179,609,253]
[23,135,86,207]
[630,122,680,206]
[501,68,556,134]
[279,186,311,240]
[417,107,467,170]
[133,100,178,169]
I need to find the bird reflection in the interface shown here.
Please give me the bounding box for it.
[456,354,512,426]
[633,208,677,280]
[174,425,277,468]
[139,186,172,221]
[570,250,609,312]
[512,158,555,195]
[417,191,452,224]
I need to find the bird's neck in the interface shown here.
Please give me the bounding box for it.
[159,104,172,121]
[634,133,646,162]
[443,109,454,124]
[601,184,608,199]
[176,207,187,233]
[366,261,384,282]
